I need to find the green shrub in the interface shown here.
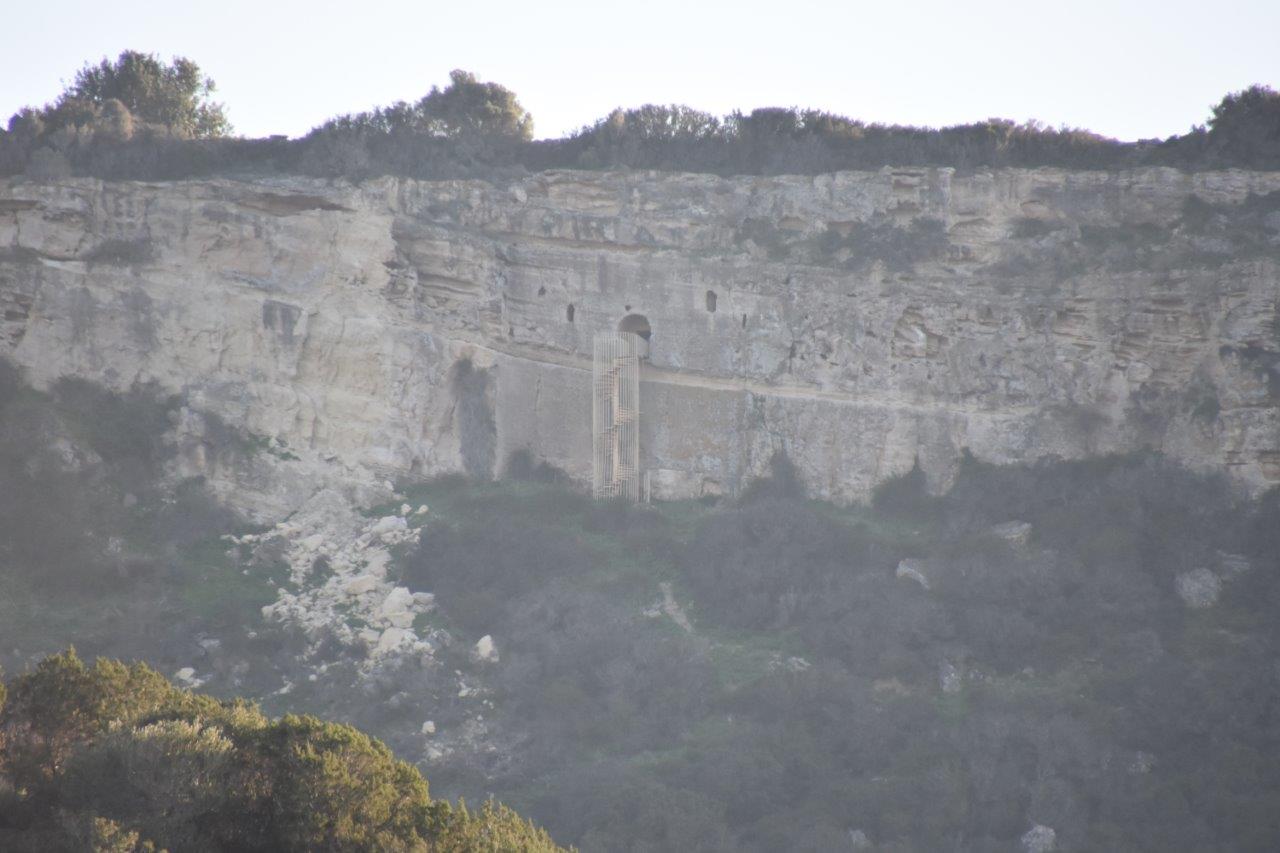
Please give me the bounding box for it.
[738,451,805,504]
[871,458,942,522]
[502,448,567,484]
[684,497,861,630]
[0,359,23,414]
[50,377,176,469]
[400,514,596,635]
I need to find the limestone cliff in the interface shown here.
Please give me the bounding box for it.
[1,167,1278,515]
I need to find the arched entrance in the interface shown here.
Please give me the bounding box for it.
[617,313,651,342]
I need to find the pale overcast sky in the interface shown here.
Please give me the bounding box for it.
[2,0,1277,142]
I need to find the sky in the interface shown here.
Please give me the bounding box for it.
[2,0,1277,142]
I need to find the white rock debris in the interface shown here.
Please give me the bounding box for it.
[247,489,437,664]
[344,574,379,596]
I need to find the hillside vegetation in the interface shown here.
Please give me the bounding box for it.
[0,359,282,674]
[2,52,1278,181]
[2,371,1280,849]
[385,455,1280,851]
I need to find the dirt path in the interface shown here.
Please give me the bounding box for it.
[442,334,1038,418]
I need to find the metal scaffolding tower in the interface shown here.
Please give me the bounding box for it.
[592,332,643,501]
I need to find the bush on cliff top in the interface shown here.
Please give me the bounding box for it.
[3,53,1278,179]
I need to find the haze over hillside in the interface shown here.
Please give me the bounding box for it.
[2,46,1279,852]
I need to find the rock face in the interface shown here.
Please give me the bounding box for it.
[2,168,1279,513]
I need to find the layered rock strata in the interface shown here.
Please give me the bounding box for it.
[1,166,1278,512]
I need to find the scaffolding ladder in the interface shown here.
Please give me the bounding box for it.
[592,332,643,501]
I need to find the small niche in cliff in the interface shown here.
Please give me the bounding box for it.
[262,300,301,345]
[705,290,717,312]
[566,303,575,323]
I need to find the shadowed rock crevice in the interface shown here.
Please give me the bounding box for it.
[451,357,496,480]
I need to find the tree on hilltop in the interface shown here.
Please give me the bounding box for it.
[1206,84,1280,168]
[418,69,534,140]
[58,50,230,138]
[316,69,533,141]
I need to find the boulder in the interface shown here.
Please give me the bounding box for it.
[364,550,391,577]
[388,612,415,629]
[990,520,1033,548]
[48,436,101,473]
[1176,568,1222,608]
[896,559,931,590]
[380,586,415,618]
[939,661,962,694]
[376,627,410,654]
[1128,751,1156,774]
[1021,824,1056,853]
[1217,552,1252,578]
[344,574,379,596]
[370,515,408,538]
[473,634,499,663]
[421,720,436,735]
